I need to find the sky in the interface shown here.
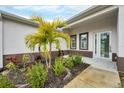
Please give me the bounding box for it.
[0,5,92,22]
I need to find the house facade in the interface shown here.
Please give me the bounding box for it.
[0,5,124,73]
[0,11,39,69]
[65,5,124,73]
[0,10,68,69]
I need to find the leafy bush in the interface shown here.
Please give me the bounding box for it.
[22,54,30,69]
[53,58,65,76]
[73,55,83,65]
[64,56,74,69]
[22,54,30,63]
[5,62,16,71]
[26,62,48,88]
[0,75,15,88]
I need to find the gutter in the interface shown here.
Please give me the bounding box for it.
[0,10,39,27]
[0,13,2,21]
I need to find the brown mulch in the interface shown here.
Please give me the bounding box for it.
[44,63,89,88]
[7,69,26,85]
[0,62,89,88]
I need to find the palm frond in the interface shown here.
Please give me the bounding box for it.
[54,32,71,48]
[52,18,67,29]
[53,39,61,50]
[25,34,38,51]
[31,16,46,26]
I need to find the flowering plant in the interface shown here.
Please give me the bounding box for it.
[6,56,17,63]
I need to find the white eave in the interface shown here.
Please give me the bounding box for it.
[66,5,118,28]
[0,10,39,27]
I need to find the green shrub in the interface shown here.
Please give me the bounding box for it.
[53,58,65,76]
[22,54,30,69]
[64,56,74,69]
[0,75,15,88]
[5,62,16,71]
[26,62,48,88]
[22,54,30,63]
[73,55,83,65]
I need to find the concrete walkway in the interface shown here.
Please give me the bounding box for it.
[84,57,117,72]
[64,57,121,88]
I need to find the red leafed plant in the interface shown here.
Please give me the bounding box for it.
[6,56,17,63]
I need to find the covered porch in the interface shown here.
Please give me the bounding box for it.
[66,6,118,62]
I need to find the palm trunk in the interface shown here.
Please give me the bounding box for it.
[48,43,52,68]
[38,46,41,52]
[45,55,49,68]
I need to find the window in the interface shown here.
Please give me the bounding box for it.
[70,35,76,49]
[79,32,88,50]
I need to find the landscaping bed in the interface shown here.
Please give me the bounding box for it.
[44,63,89,88]
[0,55,89,88]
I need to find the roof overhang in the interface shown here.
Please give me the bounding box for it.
[66,5,118,28]
[0,10,39,27]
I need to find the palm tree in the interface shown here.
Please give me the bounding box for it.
[25,16,70,68]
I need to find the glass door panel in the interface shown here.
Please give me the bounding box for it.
[94,31,111,60]
[100,32,110,58]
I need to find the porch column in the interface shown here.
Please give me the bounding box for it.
[117,6,124,72]
[0,14,3,69]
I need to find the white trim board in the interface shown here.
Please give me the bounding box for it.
[0,14,3,68]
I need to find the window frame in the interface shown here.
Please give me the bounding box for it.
[79,32,88,50]
[70,35,77,49]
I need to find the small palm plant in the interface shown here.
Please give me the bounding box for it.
[25,16,70,69]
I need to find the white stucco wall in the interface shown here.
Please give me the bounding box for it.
[52,38,69,51]
[118,6,124,57]
[2,18,68,55]
[0,16,3,68]
[69,14,117,54]
[3,19,39,55]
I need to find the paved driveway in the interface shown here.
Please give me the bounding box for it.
[64,57,121,88]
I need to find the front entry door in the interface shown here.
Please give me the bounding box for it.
[94,31,111,60]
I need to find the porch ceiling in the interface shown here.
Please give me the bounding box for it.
[68,6,118,29]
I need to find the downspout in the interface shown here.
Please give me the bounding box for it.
[0,13,3,69]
